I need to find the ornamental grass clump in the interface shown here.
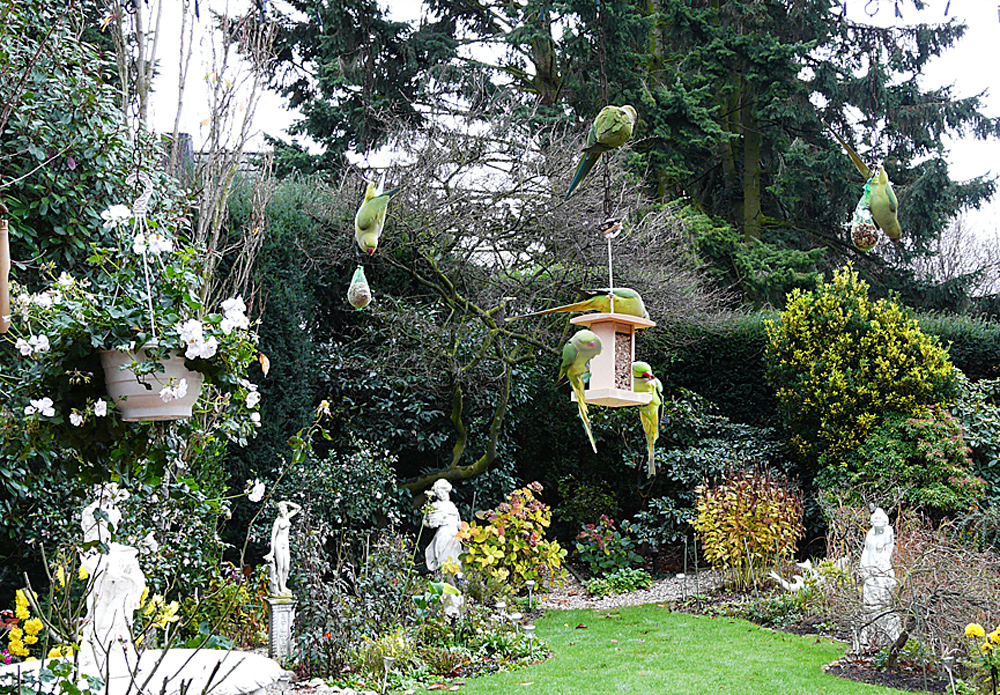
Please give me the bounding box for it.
[692,468,804,590]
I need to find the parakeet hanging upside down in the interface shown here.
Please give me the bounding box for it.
[632,361,663,478]
[824,121,902,243]
[506,287,649,322]
[565,105,637,199]
[558,329,602,453]
[354,176,401,256]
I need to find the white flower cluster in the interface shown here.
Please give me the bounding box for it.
[159,378,189,403]
[132,230,174,257]
[176,319,219,360]
[65,399,110,426]
[100,204,132,229]
[247,478,266,503]
[15,334,50,356]
[24,397,54,417]
[220,296,249,334]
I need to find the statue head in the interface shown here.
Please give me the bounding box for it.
[870,507,889,530]
[429,478,452,501]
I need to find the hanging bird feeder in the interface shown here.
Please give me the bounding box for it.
[571,218,655,408]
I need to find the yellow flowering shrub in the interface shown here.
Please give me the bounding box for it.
[4,590,42,660]
[964,622,1000,689]
[766,264,956,469]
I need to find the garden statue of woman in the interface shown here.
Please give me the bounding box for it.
[264,500,301,597]
[424,479,463,574]
[858,505,900,646]
[78,485,147,681]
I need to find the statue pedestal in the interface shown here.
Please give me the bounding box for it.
[266,596,296,660]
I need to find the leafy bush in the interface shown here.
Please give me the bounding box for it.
[729,593,805,628]
[574,515,643,576]
[292,517,418,678]
[766,264,956,468]
[824,405,984,516]
[950,372,1000,503]
[178,562,268,647]
[585,568,654,597]
[351,627,422,679]
[918,314,1000,381]
[456,482,566,587]
[692,469,804,589]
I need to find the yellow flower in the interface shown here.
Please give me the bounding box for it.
[139,586,150,610]
[23,635,37,646]
[78,566,89,581]
[14,590,30,621]
[46,645,74,659]
[23,618,43,637]
[982,642,994,653]
[55,566,66,590]
[966,623,986,639]
[152,601,180,630]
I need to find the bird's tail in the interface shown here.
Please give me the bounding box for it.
[571,377,597,453]
[647,442,656,478]
[642,413,658,477]
[565,151,601,200]
[506,299,595,321]
[822,120,871,180]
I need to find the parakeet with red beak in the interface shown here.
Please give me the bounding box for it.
[558,329,603,453]
[632,361,663,477]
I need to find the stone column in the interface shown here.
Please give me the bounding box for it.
[266,597,296,660]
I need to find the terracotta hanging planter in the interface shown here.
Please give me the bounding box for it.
[100,346,204,421]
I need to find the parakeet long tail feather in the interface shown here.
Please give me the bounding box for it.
[565,152,600,200]
[506,298,597,321]
[570,376,597,453]
[822,120,871,180]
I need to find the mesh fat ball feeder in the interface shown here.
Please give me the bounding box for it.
[571,218,654,408]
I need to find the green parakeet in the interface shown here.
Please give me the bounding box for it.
[824,122,902,243]
[565,105,637,199]
[558,329,603,453]
[506,287,649,322]
[347,264,372,309]
[354,176,401,256]
[632,361,663,478]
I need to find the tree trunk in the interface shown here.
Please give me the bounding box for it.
[741,86,762,240]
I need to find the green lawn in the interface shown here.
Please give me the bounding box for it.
[458,605,911,694]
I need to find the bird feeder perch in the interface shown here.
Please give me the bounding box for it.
[570,312,655,407]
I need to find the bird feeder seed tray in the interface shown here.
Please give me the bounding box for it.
[570,312,655,407]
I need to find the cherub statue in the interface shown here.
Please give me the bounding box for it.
[423,479,463,574]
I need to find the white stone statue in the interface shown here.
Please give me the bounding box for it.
[857,506,901,647]
[264,500,301,597]
[78,484,147,681]
[423,479,463,574]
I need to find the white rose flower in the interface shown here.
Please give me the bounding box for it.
[247,479,266,503]
[29,334,50,353]
[177,318,204,345]
[185,336,218,360]
[221,296,247,316]
[30,397,55,417]
[33,292,53,309]
[93,399,108,417]
[100,204,132,228]
[132,232,148,255]
[245,390,261,408]
[250,412,261,426]
[147,232,173,256]
[70,412,84,427]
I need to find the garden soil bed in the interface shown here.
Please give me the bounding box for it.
[824,657,950,694]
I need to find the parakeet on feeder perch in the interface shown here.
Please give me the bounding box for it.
[565,105,637,199]
[347,264,372,309]
[505,287,649,322]
[632,361,663,478]
[354,174,400,256]
[558,329,603,453]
